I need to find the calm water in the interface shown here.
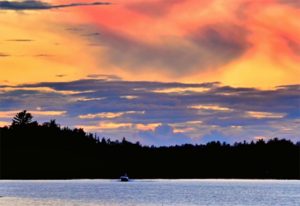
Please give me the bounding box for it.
[0,179,299,206]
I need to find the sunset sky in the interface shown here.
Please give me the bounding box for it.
[0,0,299,145]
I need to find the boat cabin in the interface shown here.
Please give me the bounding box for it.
[120,173,129,182]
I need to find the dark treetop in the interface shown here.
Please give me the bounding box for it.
[1,110,299,179]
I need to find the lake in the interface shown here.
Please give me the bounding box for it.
[0,179,299,205]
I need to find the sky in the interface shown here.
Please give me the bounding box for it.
[0,0,299,146]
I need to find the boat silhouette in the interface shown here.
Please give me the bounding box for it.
[120,174,129,182]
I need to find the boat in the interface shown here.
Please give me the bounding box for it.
[120,173,129,182]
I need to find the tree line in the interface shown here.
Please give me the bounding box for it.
[0,110,299,179]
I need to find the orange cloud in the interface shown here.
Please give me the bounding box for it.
[79,111,145,119]
[0,111,66,118]
[0,121,11,127]
[1,0,299,88]
[246,111,285,119]
[81,0,298,87]
[76,122,132,130]
[136,123,161,131]
[254,136,267,140]
[188,105,233,111]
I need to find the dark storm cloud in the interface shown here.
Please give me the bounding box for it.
[0,1,112,10]
[92,23,251,77]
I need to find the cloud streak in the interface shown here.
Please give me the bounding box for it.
[81,33,100,36]
[5,39,34,41]
[0,52,10,57]
[0,1,111,10]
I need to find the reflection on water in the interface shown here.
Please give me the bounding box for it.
[0,179,300,206]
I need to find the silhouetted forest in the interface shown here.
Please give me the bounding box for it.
[1,110,299,179]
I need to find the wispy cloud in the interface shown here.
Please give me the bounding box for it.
[34,54,54,57]
[86,74,122,81]
[81,33,100,36]
[0,1,112,10]
[0,110,66,118]
[0,52,10,57]
[66,28,84,32]
[5,39,34,41]
[56,74,67,78]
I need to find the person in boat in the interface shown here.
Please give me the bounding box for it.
[120,173,129,181]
